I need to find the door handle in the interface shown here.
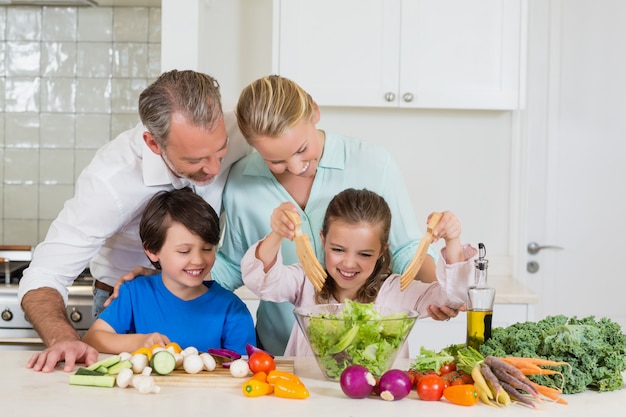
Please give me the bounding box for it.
[527,242,564,255]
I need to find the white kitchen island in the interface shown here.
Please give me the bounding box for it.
[3,350,623,417]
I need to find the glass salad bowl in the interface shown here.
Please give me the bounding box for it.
[294,301,419,381]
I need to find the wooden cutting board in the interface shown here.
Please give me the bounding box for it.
[152,358,295,388]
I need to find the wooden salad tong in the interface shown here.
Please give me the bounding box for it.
[284,210,327,292]
[400,212,443,291]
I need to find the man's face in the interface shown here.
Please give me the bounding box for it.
[148,112,229,186]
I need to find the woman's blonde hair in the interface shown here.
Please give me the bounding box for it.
[236,75,316,144]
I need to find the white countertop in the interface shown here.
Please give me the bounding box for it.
[3,350,622,417]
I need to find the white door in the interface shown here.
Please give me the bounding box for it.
[522,0,626,328]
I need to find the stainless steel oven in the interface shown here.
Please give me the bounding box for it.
[0,246,96,350]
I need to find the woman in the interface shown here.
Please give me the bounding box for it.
[212,75,463,355]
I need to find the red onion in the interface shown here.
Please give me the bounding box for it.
[378,369,412,401]
[339,365,377,399]
[245,343,275,358]
[207,348,241,368]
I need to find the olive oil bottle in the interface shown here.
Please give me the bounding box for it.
[466,243,495,350]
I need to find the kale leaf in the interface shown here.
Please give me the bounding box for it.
[480,315,626,394]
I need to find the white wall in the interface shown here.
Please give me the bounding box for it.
[161,0,515,276]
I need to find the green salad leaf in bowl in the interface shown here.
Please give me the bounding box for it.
[294,300,419,380]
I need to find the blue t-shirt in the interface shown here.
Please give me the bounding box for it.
[98,275,255,355]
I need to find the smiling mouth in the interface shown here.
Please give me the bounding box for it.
[299,161,310,174]
[185,269,204,277]
[338,269,357,279]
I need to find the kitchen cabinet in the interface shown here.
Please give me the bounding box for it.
[273,0,525,110]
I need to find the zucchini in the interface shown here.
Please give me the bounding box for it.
[150,350,176,375]
[85,354,121,372]
[69,374,116,388]
[106,359,132,375]
[74,367,106,376]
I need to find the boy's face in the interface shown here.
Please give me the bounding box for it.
[145,221,215,299]
[321,220,385,301]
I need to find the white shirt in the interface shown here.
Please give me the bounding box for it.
[17,112,251,305]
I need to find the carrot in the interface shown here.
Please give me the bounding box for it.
[484,356,527,381]
[516,366,562,376]
[529,381,568,405]
[501,357,571,370]
[490,366,541,400]
[500,381,536,408]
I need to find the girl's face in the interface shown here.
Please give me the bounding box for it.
[144,221,215,300]
[321,220,386,301]
[251,110,324,179]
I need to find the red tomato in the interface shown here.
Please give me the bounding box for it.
[416,374,445,401]
[439,362,457,375]
[442,370,474,388]
[247,351,276,374]
[407,369,436,385]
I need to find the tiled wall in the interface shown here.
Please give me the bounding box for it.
[0,5,161,246]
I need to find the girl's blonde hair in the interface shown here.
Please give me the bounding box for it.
[236,75,316,144]
[316,188,393,304]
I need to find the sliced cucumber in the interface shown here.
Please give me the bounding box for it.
[86,354,121,372]
[69,374,116,388]
[74,367,106,376]
[106,360,132,375]
[150,350,176,375]
[329,325,359,354]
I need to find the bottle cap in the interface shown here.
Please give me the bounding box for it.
[474,242,488,271]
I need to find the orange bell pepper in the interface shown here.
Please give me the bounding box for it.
[267,370,303,385]
[273,379,310,399]
[242,378,273,397]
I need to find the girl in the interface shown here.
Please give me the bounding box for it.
[241,188,477,357]
[83,188,255,355]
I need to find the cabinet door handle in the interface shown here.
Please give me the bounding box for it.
[402,92,414,102]
[384,92,396,102]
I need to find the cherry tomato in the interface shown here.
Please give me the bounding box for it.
[443,384,479,406]
[442,370,474,388]
[407,369,436,386]
[439,362,457,375]
[247,351,276,374]
[416,374,445,401]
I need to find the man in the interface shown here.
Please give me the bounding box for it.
[17,70,250,372]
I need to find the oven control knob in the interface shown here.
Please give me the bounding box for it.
[1,308,13,322]
[69,308,82,323]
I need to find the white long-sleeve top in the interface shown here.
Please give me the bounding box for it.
[242,240,478,357]
[18,113,250,305]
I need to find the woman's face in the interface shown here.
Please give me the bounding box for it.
[321,220,385,301]
[252,115,324,179]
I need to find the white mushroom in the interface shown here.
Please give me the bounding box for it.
[199,352,216,372]
[132,375,161,394]
[229,359,250,378]
[130,354,149,374]
[115,367,134,388]
[183,354,204,374]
